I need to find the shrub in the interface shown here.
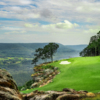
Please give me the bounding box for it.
[41,65,54,69]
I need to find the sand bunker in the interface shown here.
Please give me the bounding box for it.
[60,61,71,64]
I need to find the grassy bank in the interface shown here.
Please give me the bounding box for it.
[22,56,100,93]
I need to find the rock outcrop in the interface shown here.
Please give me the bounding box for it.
[0,69,23,100]
[23,88,95,100]
[31,64,59,89]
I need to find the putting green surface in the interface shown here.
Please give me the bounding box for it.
[22,56,100,93]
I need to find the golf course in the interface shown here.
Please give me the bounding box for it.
[22,56,100,94]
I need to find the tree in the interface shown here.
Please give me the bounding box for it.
[92,40,98,56]
[41,48,50,63]
[44,43,59,62]
[35,48,43,59]
[32,43,59,65]
[80,31,100,57]
[97,38,100,55]
[31,57,38,66]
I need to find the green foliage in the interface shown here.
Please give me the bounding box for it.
[41,65,54,69]
[22,56,100,94]
[32,43,59,65]
[43,43,59,62]
[32,57,38,66]
[18,80,34,91]
[25,80,34,89]
[80,31,100,57]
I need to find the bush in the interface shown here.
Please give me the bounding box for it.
[41,65,54,69]
[18,80,34,91]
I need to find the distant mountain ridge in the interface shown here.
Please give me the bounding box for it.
[0,43,83,58]
[66,45,87,51]
[0,43,87,58]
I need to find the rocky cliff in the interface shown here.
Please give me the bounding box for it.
[0,69,23,100]
[31,63,59,89]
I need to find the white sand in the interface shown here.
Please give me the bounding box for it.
[60,61,71,64]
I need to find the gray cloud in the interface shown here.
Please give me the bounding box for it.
[40,9,52,18]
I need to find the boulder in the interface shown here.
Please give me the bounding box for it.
[56,94,81,100]
[30,82,38,88]
[62,88,76,93]
[44,69,53,76]
[0,69,23,100]
[29,94,53,100]
[45,91,67,96]
[23,92,35,100]
[78,90,88,94]
[54,67,58,71]
[45,91,67,99]
[23,89,92,100]
[86,92,95,97]
[34,76,43,82]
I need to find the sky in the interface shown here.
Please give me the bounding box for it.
[0,0,100,45]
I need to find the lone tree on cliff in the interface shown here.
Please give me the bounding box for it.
[32,43,59,65]
[43,43,59,62]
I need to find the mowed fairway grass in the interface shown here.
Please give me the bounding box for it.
[22,56,100,93]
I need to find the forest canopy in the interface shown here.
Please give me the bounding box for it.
[80,31,100,57]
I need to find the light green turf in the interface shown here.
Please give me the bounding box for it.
[22,56,100,93]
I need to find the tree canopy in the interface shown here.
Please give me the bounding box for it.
[32,43,59,65]
[80,31,100,57]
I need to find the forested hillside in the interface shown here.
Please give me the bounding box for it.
[80,31,100,56]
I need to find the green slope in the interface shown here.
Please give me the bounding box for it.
[22,56,100,93]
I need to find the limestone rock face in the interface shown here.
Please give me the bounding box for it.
[0,69,23,100]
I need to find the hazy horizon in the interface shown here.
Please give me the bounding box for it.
[0,42,88,45]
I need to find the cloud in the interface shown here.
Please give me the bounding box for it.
[42,20,79,29]
[0,26,23,31]
[4,30,26,35]
[0,2,6,5]
[76,2,100,13]
[24,23,33,28]
[40,9,53,18]
[1,0,100,44]
[3,0,32,5]
[24,23,39,28]
[19,0,32,5]
[1,0,100,23]
[84,29,100,34]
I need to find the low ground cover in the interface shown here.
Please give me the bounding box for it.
[22,56,100,94]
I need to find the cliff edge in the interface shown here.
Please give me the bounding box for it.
[0,69,23,100]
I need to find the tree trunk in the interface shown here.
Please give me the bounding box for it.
[98,48,100,55]
[95,46,96,56]
[51,55,53,62]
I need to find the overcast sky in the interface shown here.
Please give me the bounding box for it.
[0,0,100,45]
